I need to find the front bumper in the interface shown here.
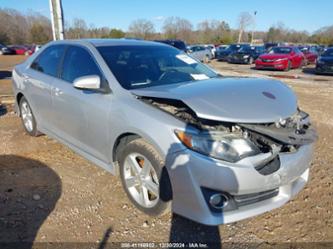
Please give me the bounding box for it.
[316,64,333,74]
[256,60,288,70]
[228,57,251,64]
[167,143,314,225]
[216,54,230,61]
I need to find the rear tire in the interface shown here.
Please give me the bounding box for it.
[19,97,40,136]
[204,55,210,63]
[118,138,172,216]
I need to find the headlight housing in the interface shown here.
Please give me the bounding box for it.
[243,55,250,58]
[175,130,260,163]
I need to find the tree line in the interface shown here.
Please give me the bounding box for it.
[1,8,332,46]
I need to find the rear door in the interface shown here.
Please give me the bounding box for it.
[50,45,111,162]
[26,45,66,130]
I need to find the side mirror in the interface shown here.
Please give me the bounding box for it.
[73,75,101,90]
[187,49,193,53]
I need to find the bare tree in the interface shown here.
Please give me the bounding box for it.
[128,19,155,39]
[0,8,52,44]
[237,12,254,43]
[66,18,88,39]
[197,19,231,44]
[162,17,193,42]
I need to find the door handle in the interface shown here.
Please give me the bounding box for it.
[23,75,30,82]
[53,87,63,96]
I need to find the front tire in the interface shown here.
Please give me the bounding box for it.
[285,60,291,71]
[204,55,210,63]
[118,138,171,216]
[19,97,40,136]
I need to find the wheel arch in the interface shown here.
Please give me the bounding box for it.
[114,133,173,203]
[16,92,25,116]
[112,132,141,164]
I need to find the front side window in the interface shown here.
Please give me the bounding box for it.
[31,45,66,77]
[97,45,218,90]
[61,46,103,83]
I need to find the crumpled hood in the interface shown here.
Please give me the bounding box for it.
[131,77,298,123]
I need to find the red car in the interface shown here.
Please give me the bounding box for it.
[8,45,34,55]
[255,46,306,71]
[298,46,319,64]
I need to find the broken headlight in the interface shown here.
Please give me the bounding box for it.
[175,130,260,163]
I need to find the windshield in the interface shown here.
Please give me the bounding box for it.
[238,46,253,53]
[97,45,218,89]
[217,45,228,51]
[298,46,309,52]
[269,47,292,54]
[172,41,186,51]
[322,49,333,57]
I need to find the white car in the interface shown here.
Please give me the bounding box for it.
[204,44,217,58]
[187,45,213,63]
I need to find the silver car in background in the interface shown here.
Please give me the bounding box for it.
[12,39,317,225]
[204,44,217,58]
[187,44,213,63]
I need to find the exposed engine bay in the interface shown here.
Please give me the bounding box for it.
[139,96,317,174]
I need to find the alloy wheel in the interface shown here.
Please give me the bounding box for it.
[21,101,33,132]
[123,153,159,208]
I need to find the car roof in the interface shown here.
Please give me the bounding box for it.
[51,38,168,48]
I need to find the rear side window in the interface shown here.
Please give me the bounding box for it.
[61,46,103,83]
[31,45,65,77]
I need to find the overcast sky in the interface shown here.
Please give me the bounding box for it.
[1,0,332,33]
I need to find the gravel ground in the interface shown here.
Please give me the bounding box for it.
[0,56,332,248]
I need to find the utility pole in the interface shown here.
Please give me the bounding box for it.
[49,0,56,40]
[251,11,257,45]
[49,0,65,40]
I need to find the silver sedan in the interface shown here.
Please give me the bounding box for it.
[12,39,316,225]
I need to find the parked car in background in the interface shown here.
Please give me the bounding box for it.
[0,43,15,55]
[12,39,316,225]
[255,46,306,71]
[316,47,333,74]
[215,45,228,58]
[9,45,34,55]
[187,45,213,63]
[8,45,34,55]
[154,39,187,52]
[204,44,216,58]
[298,46,319,64]
[216,44,249,61]
[228,45,265,64]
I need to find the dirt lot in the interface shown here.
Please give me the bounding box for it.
[0,55,332,248]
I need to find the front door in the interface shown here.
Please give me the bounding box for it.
[50,45,111,163]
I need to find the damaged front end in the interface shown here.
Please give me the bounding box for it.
[139,96,317,175]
